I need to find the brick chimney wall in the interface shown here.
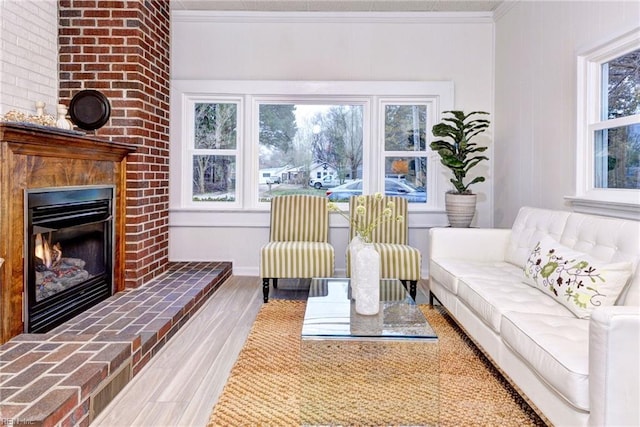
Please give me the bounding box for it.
[58,0,170,288]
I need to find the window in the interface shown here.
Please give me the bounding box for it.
[188,99,241,204]
[382,102,429,201]
[173,81,453,211]
[575,29,640,210]
[258,103,364,202]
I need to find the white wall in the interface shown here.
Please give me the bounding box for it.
[493,1,640,227]
[170,12,495,276]
[0,0,58,115]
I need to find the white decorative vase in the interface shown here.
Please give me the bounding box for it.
[354,243,380,315]
[445,192,477,228]
[56,104,72,130]
[348,235,366,299]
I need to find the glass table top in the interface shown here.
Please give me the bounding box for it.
[301,278,438,341]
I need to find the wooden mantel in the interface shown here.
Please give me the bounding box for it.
[0,123,136,344]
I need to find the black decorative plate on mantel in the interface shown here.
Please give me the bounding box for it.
[69,90,111,131]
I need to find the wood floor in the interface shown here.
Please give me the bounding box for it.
[91,276,431,427]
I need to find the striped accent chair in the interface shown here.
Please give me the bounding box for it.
[260,195,335,302]
[347,195,422,300]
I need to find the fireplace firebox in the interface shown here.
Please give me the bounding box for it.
[25,186,114,333]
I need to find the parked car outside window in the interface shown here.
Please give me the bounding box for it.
[309,175,342,189]
[325,178,426,203]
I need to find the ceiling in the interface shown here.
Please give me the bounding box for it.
[170,0,504,13]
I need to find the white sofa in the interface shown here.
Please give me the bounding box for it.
[428,207,640,427]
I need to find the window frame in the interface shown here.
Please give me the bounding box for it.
[172,80,454,212]
[573,28,640,216]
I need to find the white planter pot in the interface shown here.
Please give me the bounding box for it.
[445,192,477,228]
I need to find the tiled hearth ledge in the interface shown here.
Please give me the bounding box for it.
[0,261,232,427]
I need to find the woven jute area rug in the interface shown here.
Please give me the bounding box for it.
[208,300,547,426]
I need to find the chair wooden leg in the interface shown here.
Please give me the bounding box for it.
[273,278,278,289]
[400,280,417,301]
[262,278,270,303]
[409,280,417,301]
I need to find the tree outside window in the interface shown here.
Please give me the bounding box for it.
[595,48,640,190]
[192,102,238,202]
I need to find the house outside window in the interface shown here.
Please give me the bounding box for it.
[174,80,454,211]
[574,29,640,215]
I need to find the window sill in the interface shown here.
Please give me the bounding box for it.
[565,195,640,221]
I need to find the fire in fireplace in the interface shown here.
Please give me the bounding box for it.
[26,186,114,333]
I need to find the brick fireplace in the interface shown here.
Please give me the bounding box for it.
[0,1,172,342]
[0,3,233,425]
[0,123,135,343]
[0,126,232,426]
[58,0,172,290]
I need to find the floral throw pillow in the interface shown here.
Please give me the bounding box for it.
[523,235,633,318]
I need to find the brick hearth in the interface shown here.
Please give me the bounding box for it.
[0,261,231,427]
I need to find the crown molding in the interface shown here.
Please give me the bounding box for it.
[172,10,495,24]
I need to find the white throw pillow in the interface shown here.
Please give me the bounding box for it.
[523,235,633,318]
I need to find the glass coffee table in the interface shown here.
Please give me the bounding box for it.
[300,277,439,426]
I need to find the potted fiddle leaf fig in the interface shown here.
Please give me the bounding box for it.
[430,110,490,227]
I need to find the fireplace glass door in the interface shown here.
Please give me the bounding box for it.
[26,186,114,333]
